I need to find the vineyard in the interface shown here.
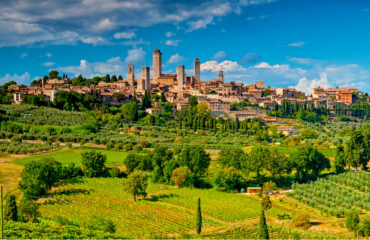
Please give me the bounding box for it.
[202,224,343,239]
[290,171,370,217]
[39,179,223,238]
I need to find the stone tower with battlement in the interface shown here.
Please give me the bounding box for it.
[194,58,200,83]
[141,66,150,90]
[177,65,185,92]
[127,64,135,87]
[152,48,162,82]
[218,71,224,83]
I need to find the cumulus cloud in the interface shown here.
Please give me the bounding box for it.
[124,48,146,65]
[0,0,275,47]
[168,54,185,64]
[165,39,181,46]
[113,31,136,39]
[0,72,31,85]
[81,36,106,45]
[58,57,125,78]
[56,47,146,78]
[42,62,55,67]
[211,51,227,61]
[201,60,246,72]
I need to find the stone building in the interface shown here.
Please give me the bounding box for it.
[218,71,224,83]
[194,58,200,83]
[127,64,135,87]
[153,48,162,82]
[177,65,185,92]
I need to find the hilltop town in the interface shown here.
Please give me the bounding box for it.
[7,48,369,120]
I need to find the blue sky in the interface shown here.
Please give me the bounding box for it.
[0,0,369,94]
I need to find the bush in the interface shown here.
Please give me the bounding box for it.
[171,166,193,187]
[212,167,242,192]
[124,143,133,152]
[4,194,18,221]
[19,198,40,223]
[139,139,149,148]
[81,151,107,177]
[292,213,310,229]
[346,211,360,232]
[84,215,116,233]
[107,167,122,178]
[61,163,83,179]
[359,218,370,237]
[19,157,62,198]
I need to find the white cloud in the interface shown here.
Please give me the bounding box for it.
[165,32,174,38]
[165,39,181,46]
[294,74,331,95]
[113,31,136,39]
[0,72,31,85]
[124,47,146,65]
[211,51,227,61]
[168,53,185,64]
[20,53,27,58]
[81,36,106,45]
[46,53,52,57]
[286,41,305,47]
[201,60,246,72]
[42,62,55,67]
[58,57,125,78]
[0,0,275,47]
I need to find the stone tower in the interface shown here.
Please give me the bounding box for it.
[177,65,185,92]
[127,64,135,87]
[141,66,150,90]
[194,58,200,83]
[218,70,224,83]
[152,48,162,82]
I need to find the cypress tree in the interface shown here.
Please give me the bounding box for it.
[196,197,202,234]
[259,210,269,239]
[5,194,18,221]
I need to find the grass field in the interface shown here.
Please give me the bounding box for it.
[14,148,127,167]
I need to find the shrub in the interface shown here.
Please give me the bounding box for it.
[19,157,62,198]
[346,211,360,232]
[4,194,18,221]
[84,215,116,233]
[212,167,242,191]
[19,198,40,223]
[292,213,310,229]
[81,151,107,177]
[171,166,193,187]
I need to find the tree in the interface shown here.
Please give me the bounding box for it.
[289,145,330,182]
[19,198,40,223]
[123,100,139,121]
[196,197,202,234]
[4,194,18,221]
[293,213,310,229]
[346,212,360,232]
[212,167,242,191]
[258,210,269,239]
[160,92,166,102]
[178,145,211,178]
[48,70,59,79]
[19,158,62,198]
[217,147,245,169]
[171,166,193,187]
[345,129,369,170]
[261,195,272,211]
[123,170,148,201]
[333,144,346,173]
[81,151,107,177]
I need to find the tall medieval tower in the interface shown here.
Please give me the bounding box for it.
[177,65,185,92]
[218,71,224,83]
[194,58,200,83]
[152,48,162,82]
[127,64,135,86]
[141,66,150,90]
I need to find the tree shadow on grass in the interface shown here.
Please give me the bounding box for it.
[50,188,91,197]
[144,193,179,202]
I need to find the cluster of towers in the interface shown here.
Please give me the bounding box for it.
[128,48,201,93]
